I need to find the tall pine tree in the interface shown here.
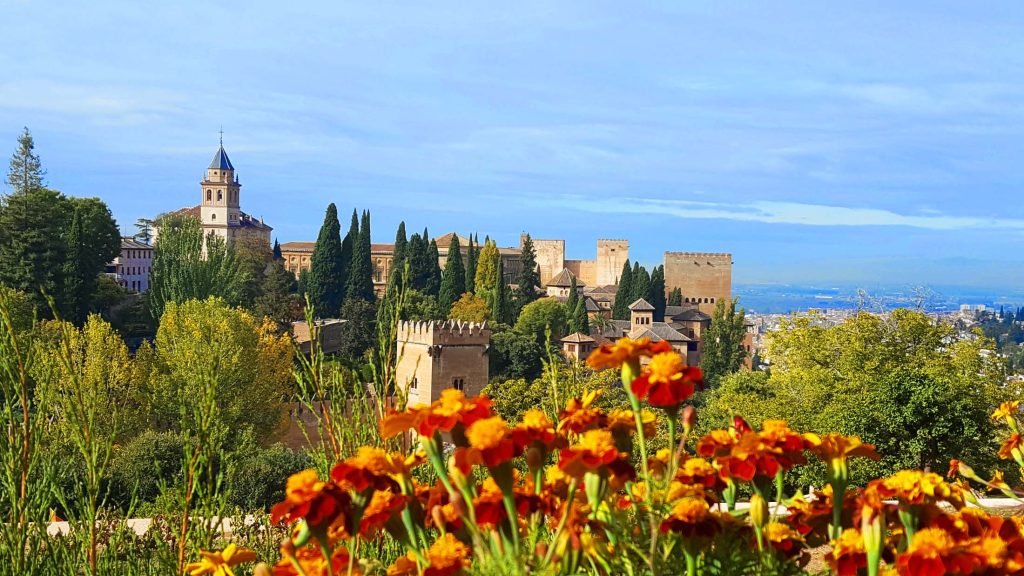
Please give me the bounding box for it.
[272,238,282,260]
[338,209,358,303]
[566,275,579,316]
[572,297,589,335]
[7,127,44,194]
[344,210,375,303]
[491,255,510,324]
[515,234,540,314]
[631,263,650,306]
[668,287,682,307]
[612,259,633,320]
[390,221,408,286]
[62,207,89,323]
[438,235,466,311]
[307,203,345,317]
[407,232,428,291]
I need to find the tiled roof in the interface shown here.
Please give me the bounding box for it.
[561,332,596,344]
[631,323,691,343]
[584,297,600,312]
[586,284,618,295]
[209,145,234,170]
[628,298,655,311]
[548,268,581,288]
[120,237,152,250]
[671,309,712,322]
[433,232,470,248]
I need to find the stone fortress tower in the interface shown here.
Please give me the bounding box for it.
[663,252,732,314]
[531,238,629,288]
[395,320,491,405]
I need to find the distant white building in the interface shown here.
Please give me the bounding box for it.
[106,238,153,292]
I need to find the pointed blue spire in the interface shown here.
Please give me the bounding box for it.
[208,144,234,170]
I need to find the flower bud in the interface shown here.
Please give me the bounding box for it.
[279,536,296,558]
[749,494,768,529]
[448,489,469,519]
[431,505,446,530]
[681,405,697,435]
[254,563,273,576]
[526,445,544,470]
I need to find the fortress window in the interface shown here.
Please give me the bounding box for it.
[212,214,216,220]
[452,378,465,391]
[410,377,418,390]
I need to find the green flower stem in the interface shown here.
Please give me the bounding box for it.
[502,492,521,550]
[683,548,697,576]
[543,479,578,566]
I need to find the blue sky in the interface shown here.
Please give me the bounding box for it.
[2,1,1023,288]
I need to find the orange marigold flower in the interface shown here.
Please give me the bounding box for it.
[999,433,1024,460]
[380,390,493,440]
[606,408,657,438]
[675,457,722,490]
[186,544,257,576]
[586,337,672,370]
[695,429,736,459]
[558,390,605,434]
[630,352,702,409]
[557,429,620,478]
[358,490,407,537]
[511,409,558,449]
[828,528,867,576]
[992,400,1020,422]
[895,527,979,576]
[423,533,472,576]
[465,415,518,467]
[270,469,348,528]
[659,497,720,539]
[273,544,356,576]
[331,447,400,493]
[805,433,880,467]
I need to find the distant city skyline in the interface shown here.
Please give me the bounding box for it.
[2,2,1023,289]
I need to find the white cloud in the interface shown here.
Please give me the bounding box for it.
[550,195,1024,231]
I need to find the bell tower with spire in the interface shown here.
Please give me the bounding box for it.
[200,131,241,242]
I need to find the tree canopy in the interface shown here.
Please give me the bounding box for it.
[699,297,749,388]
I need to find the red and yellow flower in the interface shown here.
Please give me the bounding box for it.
[270,469,348,528]
[557,429,620,478]
[586,337,672,370]
[629,352,702,410]
[185,544,257,576]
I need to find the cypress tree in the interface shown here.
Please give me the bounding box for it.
[475,239,499,300]
[566,275,579,316]
[392,221,408,275]
[632,263,650,306]
[612,260,633,320]
[649,265,666,320]
[345,210,375,303]
[515,234,540,313]
[272,238,282,260]
[491,255,510,324]
[307,203,345,317]
[338,209,358,302]
[668,287,682,307]
[63,207,89,323]
[572,297,589,335]
[425,239,442,296]
[438,235,466,311]
[407,232,428,291]
[465,234,477,293]
[6,127,44,194]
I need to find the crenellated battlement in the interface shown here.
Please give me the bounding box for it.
[664,252,732,259]
[397,320,491,345]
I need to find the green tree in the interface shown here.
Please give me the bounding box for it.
[234,235,272,309]
[0,187,68,315]
[488,331,545,383]
[700,297,748,388]
[337,298,377,361]
[515,234,540,314]
[474,239,500,302]
[134,218,155,245]
[424,239,442,296]
[668,287,682,307]
[570,297,590,335]
[407,232,431,292]
[566,275,579,319]
[612,260,633,320]
[649,265,666,320]
[272,238,282,260]
[146,297,293,440]
[6,127,44,194]
[345,210,375,304]
[253,260,303,331]
[701,309,1014,486]
[400,289,445,321]
[438,235,466,312]
[64,206,101,324]
[465,234,478,293]
[147,216,245,320]
[514,297,568,345]
[449,293,489,323]
[489,254,509,323]
[631,262,650,306]
[388,222,408,290]
[307,203,345,317]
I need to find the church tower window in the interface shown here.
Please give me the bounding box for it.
[206,190,211,201]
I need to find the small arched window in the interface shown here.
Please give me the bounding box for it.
[211,213,216,220]
[206,190,212,201]
[217,191,223,202]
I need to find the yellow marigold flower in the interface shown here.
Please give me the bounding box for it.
[185,544,257,576]
[764,522,804,558]
[557,389,604,434]
[895,527,965,576]
[586,337,671,370]
[465,415,516,467]
[999,433,1024,460]
[660,497,719,539]
[992,400,1020,422]
[606,408,657,437]
[804,433,879,485]
[828,528,866,576]
[873,470,965,508]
